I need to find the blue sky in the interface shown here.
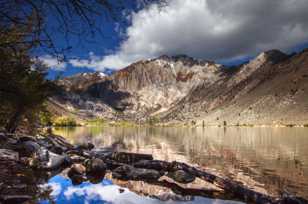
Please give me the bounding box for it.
[43,0,308,79]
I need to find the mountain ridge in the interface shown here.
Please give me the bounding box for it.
[50,49,308,125]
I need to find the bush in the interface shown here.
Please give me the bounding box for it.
[87,118,106,125]
[147,117,160,125]
[53,116,78,127]
[39,108,53,126]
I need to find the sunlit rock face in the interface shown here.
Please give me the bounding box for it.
[162,49,308,125]
[53,55,226,121]
[52,49,308,124]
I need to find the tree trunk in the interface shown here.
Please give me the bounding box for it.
[5,106,24,133]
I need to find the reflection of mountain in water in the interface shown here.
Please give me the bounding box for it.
[54,126,308,199]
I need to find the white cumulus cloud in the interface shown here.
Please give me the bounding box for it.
[71,0,308,70]
[39,55,67,70]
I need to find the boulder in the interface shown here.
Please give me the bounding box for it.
[112,152,153,164]
[32,149,71,170]
[167,170,195,184]
[37,134,74,154]
[68,164,87,185]
[90,148,113,159]
[0,195,32,203]
[70,155,87,163]
[17,141,40,157]
[133,160,171,171]
[85,158,106,177]
[70,174,86,186]
[68,163,86,176]
[76,142,95,151]
[18,136,36,142]
[0,133,8,142]
[112,165,162,181]
[0,149,19,161]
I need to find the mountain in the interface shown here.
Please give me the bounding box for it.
[50,49,308,125]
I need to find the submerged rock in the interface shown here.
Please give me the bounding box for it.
[68,164,87,185]
[68,163,86,176]
[0,149,19,161]
[0,133,8,142]
[112,152,153,164]
[0,195,33,203]
[17,141,40,157]
[89,148,113,159]
[85,158,106,177]
[70,155,87,163]
[112,165,162,181]
[134,160,171,171]
[167,170,196,184]
[76,142,95,151]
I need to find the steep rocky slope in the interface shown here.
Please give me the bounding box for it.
[52,55,225,121]
[51,49,308,125]
[163,49,308,125]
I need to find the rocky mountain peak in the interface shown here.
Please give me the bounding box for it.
[155,54,210,67]
[255,49,288,64]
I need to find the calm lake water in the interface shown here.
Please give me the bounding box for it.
[50,126,308,202]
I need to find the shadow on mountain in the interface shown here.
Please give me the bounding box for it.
[86,80,132,111]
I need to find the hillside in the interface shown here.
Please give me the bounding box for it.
[50,49,308,126]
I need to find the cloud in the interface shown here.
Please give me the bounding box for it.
[39,55,67,70]
[69,52,129,71]
[71,0,308,70]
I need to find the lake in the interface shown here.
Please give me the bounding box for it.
[47,126,308,203]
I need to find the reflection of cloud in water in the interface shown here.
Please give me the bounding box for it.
[40,175,241,204]
[53,126,308,199]
[48,182,62,197]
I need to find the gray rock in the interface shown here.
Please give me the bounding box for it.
[32,149,70,170]
[18,136,36,142]
[134,160,171,171]
[0,133,8,142]
[76,142,95,151]
[70,155,87,163]
[0,195,32,203]
[90,148,113,159]
[19,141,40,156]
[68,163,86,176]
[85,158,106,177]
[68,164,87,185]
[112,152,153,164]
[0,149,19,161]
[112,165,162,181]
[167,170,195,184]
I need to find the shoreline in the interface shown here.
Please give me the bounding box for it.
[1,131,307,203]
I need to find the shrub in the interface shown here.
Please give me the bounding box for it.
[53,116,78,127]
[147,117,160,125]
[39,110,53,126]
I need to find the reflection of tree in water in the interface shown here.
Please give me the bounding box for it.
[55,126,308,199]
[0,159,58,203]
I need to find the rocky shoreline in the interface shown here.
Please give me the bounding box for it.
[0,132,307,204]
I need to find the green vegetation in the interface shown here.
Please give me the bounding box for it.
[0,1,122,134]
[53,116,78,127]
[109,120,139,127]
[86,118,107,126]
[0,27,55,133]
[39,107,53,126]
[146,116,160,126]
